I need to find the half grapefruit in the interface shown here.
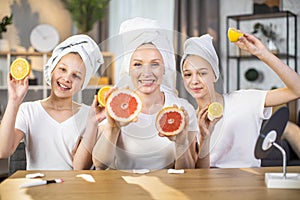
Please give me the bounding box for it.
[156,106,185,136]
[106,88,142,123]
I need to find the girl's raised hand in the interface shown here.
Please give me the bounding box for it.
[235,33,268,58]
[89,95,106,125]
[7,73,29,104]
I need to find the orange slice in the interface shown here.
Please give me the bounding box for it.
[106,88,142,123]
[228,28,244,42]
[10,58,31,80]
[156,106,185,136]
[97,85,112,107]
[208,102,223,121]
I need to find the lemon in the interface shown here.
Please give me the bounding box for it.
[228,27,243,42]
[10,58,31,80]
[208,102,223,121]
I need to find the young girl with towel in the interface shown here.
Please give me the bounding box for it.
[180,33,300,168]
[0,34,104,170]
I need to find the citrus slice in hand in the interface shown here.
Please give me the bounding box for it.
[156,106,185,136]
[227,27,244,42]
[10,58,31,80]
[97,85,112,107]
[106,88,142,123]
[208,102,223,121]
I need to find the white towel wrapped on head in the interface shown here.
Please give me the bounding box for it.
[118,17,177,95]
[44,34,104,90]
[180,34,219,81]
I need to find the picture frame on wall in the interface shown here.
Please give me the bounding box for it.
[253,0,282,14]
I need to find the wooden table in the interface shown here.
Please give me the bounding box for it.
[1,167,300,200]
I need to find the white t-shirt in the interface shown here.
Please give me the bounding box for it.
[210,90,272,168]
[15,101,89,170]
[112,91,199,170]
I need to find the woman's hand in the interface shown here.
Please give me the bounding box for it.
[105,86,137,129]
[7,73,29,104]
[158,105,190,145]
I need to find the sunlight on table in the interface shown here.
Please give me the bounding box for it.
[122,175,189,200]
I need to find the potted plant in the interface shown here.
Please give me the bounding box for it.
[0,14,13,51]
[62,0,110,34]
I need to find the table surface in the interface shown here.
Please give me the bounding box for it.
[1,167,300,200]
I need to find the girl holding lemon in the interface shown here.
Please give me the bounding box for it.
[180,32,300,168]
[0,35,104,170]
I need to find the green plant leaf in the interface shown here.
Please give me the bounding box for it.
[0,14,13,38]
[62,0,110,33]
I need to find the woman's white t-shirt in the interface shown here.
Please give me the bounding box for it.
[112,92,199,170]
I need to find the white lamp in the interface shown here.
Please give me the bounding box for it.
[255,107,300,189]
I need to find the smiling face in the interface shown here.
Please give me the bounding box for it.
[50,53,86,98]
[182,55,216,100]
[129,43,164,94]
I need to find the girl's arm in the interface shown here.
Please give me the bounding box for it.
[236,33,300,107]
[73,95,106,170]
[195,105,220,168]
[0,74,27,158]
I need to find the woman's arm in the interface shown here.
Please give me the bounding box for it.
[92,123,121,169]
[171,108,197,169]
[174,133,198,169]
[236,33,300,107]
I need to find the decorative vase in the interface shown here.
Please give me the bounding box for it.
[267,39,279,54]
[0,39,9,51]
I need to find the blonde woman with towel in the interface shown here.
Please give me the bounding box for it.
[0,34,104,170]
[180,33,300,168]
[91,17,203,170]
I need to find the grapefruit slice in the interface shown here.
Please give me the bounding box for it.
[97,85,112,107]
[156,106,185,136]
[208,102,223,121]
[106,88,142,123]
[228,27,244,42]
[10,58,31,80]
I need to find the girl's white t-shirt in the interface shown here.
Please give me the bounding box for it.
[15,101,89,170]
[210,90,272,168]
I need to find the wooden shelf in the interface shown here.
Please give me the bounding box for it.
[0,51,115,106]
